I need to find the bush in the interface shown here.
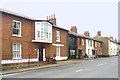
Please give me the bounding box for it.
[98,54,110,57]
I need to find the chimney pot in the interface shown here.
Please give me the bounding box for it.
[51,15,53,19]
[70,26,77,33]
[47,14,56,25]
[49,16,51,19]
[54,14,55,19]
[84,31,90,37]
[97,31,101,36]
[47,16,48,20]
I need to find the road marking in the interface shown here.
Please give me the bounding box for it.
[97,63,103,67]
[76,69,83,72]
[84,68,91,71]
[104,62,108,64]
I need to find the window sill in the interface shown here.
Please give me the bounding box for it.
[12,35,22,38]
[55,56,60,58]
[12,58,22,60]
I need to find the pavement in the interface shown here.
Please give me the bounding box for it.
[2,56,119,78]
[2,59,83,75]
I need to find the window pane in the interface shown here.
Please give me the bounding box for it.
[41,25,43,38]
[56,31,60,41]
[13,22,17,28]
[13,29,19,35]
[17,44,20,50]
[13,44,16,51]
[37,31,40,37]
[16,22,20,29]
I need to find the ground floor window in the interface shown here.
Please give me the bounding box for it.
[70,50,75,55]
[12,43,21,59]
[56,46,60,57]
[88,49,90,55]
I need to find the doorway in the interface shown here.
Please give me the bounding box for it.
[38,46,46,61]
[78,49,83,59]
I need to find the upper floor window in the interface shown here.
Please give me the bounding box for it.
[13,20,21,37]
[95,41,97,47]
[35,22,52,41]
[69,36,76,45]
[56,31,60,41]
[81,38,84,45]
[90,40,92,46]
[88,40,92,47]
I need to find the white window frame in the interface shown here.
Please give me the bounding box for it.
[35,22,52,41]
[56,31,60,42]
[12,20,22,37]
[12,43,22,59]
[56,46,60,57]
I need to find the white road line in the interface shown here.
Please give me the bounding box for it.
[75,69,83,72]
[104,62,108,64]
[84,68,91,71]
[97,63,103,67]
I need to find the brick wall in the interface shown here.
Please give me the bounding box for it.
[2,13,38,60]
[2,12,68,61]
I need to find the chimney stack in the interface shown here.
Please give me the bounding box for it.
[84,31,90,37]
[70,26,77,33]
[47,14,56,25]
[97,31,101,36]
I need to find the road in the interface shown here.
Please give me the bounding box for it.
[2,56,118,78]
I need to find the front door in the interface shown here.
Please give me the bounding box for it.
[92,50,96,55]
[38,46,46,61]
[78,49,82,59]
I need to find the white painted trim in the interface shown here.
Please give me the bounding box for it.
[1,58,38,64]
[43,48,46,61]
[32,40,52,43]
[52,44,64,46]
[55,56,68,60]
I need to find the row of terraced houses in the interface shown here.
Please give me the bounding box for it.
[1,9,120,64]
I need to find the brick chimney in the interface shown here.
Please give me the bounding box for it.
[70,26,77,33]
[47,14,56,25]
[97,31,101,36]
[84,31,90,37]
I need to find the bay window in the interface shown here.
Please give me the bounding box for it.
[33,21,52,43]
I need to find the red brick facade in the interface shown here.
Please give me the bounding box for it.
[1,11,68,64]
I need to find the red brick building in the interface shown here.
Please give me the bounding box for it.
[1,9,68,64]
[93,31,103,56]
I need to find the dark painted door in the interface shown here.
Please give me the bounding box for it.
[78,49,82,59]
[39,46,43,61]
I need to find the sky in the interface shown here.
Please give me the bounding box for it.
[0,0,119,40]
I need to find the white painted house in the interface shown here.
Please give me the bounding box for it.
[83,31,94,58]
[86,38,94,58]
[108,37,118,56]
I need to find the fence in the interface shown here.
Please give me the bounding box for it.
[1,54,55,71]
